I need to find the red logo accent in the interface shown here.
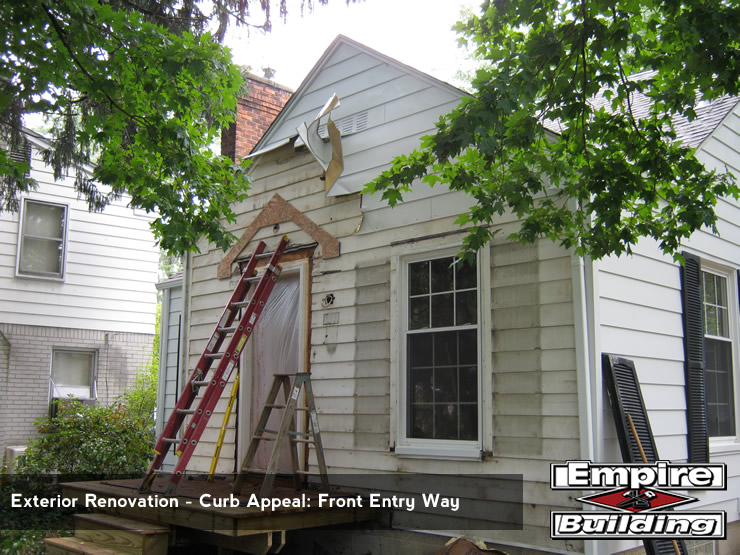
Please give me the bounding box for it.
[580,488,696,513]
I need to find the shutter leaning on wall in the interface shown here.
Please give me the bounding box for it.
[602,354,688,555]
[680,252,709,464]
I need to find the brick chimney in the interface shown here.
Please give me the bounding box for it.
[221,73,293,160]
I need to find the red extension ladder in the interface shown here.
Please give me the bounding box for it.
[139,236,288,496]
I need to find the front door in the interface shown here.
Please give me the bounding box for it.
[239,267,306,472]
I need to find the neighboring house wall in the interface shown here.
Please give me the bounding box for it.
[594,100,740,555]
[0,135,159,459]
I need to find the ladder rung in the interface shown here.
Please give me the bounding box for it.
[192,380,210,387]
[162,438,179,444]
[288,431,311,437]
[265,403,285,409]
[243,468,269,474]
[177,408,195,415]
[205,352,224,359]
[218,326,238,334]
[231,301,249,309]
[252,435,276,441]
[295,470,323,476]
[260,428,278,435]
[292,438,315,444]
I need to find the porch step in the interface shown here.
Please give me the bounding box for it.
[43,513,169,555]
[43,536,123,555]
[74,513,169,554]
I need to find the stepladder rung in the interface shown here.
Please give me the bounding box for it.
[192,380,210,387]
[251,435,276,441]
[292,438,315,444]
[177,408,195,415]
[230,300,249,309]
[288,430,311,437]
[218,325,238,334]
[295,470,323,476]
[205,352,224,359]
[162,438,179,444]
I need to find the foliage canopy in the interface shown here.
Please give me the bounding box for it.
[367,0,740,261]
[1,0,354,254]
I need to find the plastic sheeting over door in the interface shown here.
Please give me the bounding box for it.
[249,272,302,471]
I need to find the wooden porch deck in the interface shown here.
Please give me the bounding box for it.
[61,476,378,547]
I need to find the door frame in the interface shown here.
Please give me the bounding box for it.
[236,257,311,468]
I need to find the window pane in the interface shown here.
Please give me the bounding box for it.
[20,238,62,274]
[458,330,477,365]
[705,338,735,437]
[459,405,478,440]
[410,368,433,402]
[52,351,94,399]
[460,366,477,402]
[434,331,457,366]
[409,297,429,330]
[455,259,477,290]
[408,333,433,367]
[24,202,64,238]
[434,404,457,440]
[431,293,454,328]
[431,257,453,292]
[435,367,457,402]
[409,261,429,295]
[456,290,478,326]
[411,405,433,438]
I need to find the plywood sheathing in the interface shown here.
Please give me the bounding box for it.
[217,193,340,279]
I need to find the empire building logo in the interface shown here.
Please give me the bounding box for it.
[550,461,727,540]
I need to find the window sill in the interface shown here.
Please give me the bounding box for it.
[709,439,740,456]
[394,441,482,461]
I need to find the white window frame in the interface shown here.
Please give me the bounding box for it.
[16,198,69,280]
[701,262,740,451]
[391,242,492,460]
[49,348,98,402]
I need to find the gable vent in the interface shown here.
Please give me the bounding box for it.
[319,110,369,138]
[9,140,31,166]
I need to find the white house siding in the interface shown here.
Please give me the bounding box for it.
[594,101,740,553]
[0,143,159,333]
[155,275,183,472]
[0,138,159,459]
[184,130,582,552]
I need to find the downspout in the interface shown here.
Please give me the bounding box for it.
[571,250,598,555]
[179,252,192,403]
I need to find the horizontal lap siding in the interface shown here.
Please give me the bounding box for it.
[596,101,740,536]
[0,149,158,334]
[186,40,583,552]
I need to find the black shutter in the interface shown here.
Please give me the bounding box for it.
[602,354,659,463]
[680,252,709,463]
[602,354,688,555]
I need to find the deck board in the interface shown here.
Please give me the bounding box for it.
[61,478,377,537]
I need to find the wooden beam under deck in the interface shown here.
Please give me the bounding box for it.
[61,478,377,539]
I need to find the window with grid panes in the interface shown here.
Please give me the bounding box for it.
[406,255,479,441]
[702,270,736,437]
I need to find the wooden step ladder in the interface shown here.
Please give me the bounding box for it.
[140,236,289,496]
[233,373,329,498]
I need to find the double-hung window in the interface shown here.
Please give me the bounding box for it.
[396,247,486,460]
[681,252,739,462]
[702,270,736,438]
[17,199,68,279]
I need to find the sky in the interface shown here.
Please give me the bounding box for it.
[225,0,478,91]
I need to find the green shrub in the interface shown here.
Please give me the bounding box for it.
[15,399,154,477]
